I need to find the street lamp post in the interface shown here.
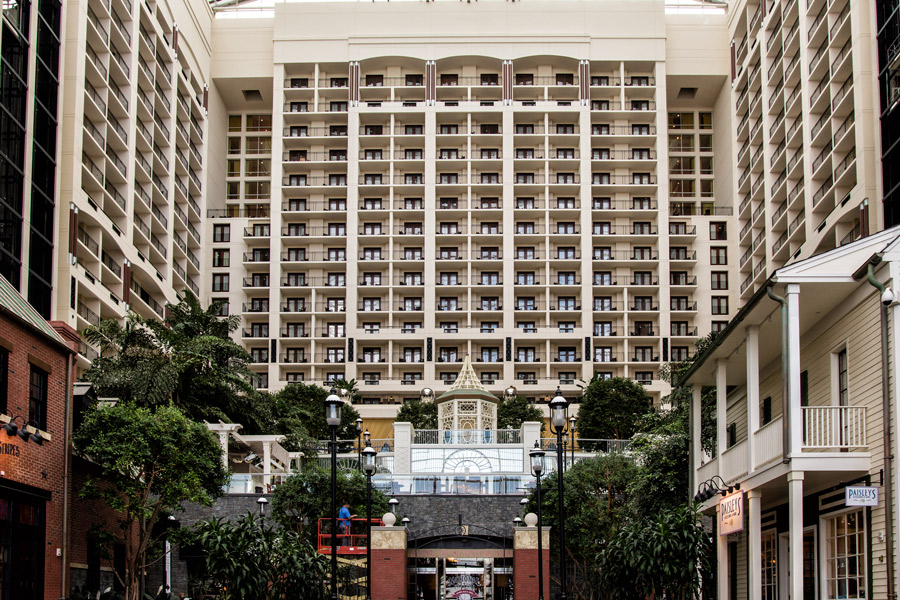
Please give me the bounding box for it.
[362,443,377,600]
[356,417,364,471]
[569,416,576,468]
[549,387,569,600]
[325,387,344,600]
[529,442,545,600]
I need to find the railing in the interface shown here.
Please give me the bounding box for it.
[721,439,749,482]
[412,429,523,445]
[317,517,384,554]
[753,417,783,468]
[803,406,866,448]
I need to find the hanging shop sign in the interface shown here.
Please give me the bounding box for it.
[719,490,744,535]
[845,486,879,507]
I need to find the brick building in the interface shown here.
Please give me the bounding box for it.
[0,275,76,600]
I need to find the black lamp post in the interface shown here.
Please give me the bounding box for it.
[569,416,576,468]
[257,496,268,518]
[529,442,545,600]
[325,387,343,600]
[356,417,364,471]
[362,443,377,600]
[549,387,569,600]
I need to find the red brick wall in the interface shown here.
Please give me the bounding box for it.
[0,314,72,600]
[371,548,407,600]
[513,548,550,600]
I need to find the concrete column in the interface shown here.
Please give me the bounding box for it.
[262,441,272,490]
[716,359,728,470]
[748,489,762,600]
[371,526,408,600]
[513,526,550,600]
[717,503,729,600]
[217,432,229,471]
[746,326,760,471]
[393,422,413,474]
[522,421,542,453]
[690,386,702,493]
[788,471,804,600]
[786,284,803,455]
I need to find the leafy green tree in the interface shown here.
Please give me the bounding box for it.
[269,466,390,543]
[497,395,544,431]
[524,455,639,600]
[597,503,710,600]
[73,404,228,600]
[394,397,438,429]
[187,513,327,600]
[577,376,651,443]
[274,383,362,442]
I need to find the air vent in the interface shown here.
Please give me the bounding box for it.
[677,87,698,99]
[242,89,263,102]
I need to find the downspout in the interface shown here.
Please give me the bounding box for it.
[61,352,74,600]
[766,285,790,464]
[866,263,897,600]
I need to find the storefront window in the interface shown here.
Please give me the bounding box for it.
[826,510,866,599]
[761,532,777,599]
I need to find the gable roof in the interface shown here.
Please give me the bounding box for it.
[774,225,900,283]
[0,276,68,348]
[436,355,499,403]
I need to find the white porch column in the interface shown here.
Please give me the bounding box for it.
[788,471,804,600]
[786,284,803,455]
[748,489,762,600]
[691,386,702,492]
[716,359,728,472]
[217,432,229,471]
[746,326,760,470]
[262,441,272,490]
[717,503,729,600]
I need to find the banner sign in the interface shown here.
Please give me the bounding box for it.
[719,490,744,535]
[845,486,878,506]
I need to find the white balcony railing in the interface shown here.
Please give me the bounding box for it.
[412,429,522,445]
[803,406,867,449]
[721,439,749,482]
[753,417,783,468]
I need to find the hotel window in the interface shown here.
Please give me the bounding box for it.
[669,156,694,175]
[247,115,272,132]
[710,222,728,240]
[361,298,381,312]
[594,322,612,336]
[403,273,423,286]
[593,197,612,209]
[594,347,613,362]
[481,197,500,209]
[481,272,500,285]
[29,366,48,431]
[633,222,652,234]
[439,124,458,134]
[438,298,458,311]
[362,223,382,235]
[516,297,536,311]
[556,172,576,184]
[700,179,714,197]
[227,159,240,176]
[632,124,651,135]
[594,124,610,135]
[405,198,424,209]
[825,510,866,599]
[481,148,500,159]
[363,198,383,210]
[668,113,694,129]
[699,112,713,129]
[440,348,459,363]
[326,348,345,363]
[212,274,229,292]
[668,134,694,152]
[440,74,458,86]
[250,323,269,338]
[594,271,612,285]
[361,248,382,261]
[699,135,713,151]
[440,273,460,286]
[633,197,652,209]
[671,346,690,361]
[556,148,576,159]
[213,224,230,242]
[592,100,610,111]
[631,100,650,111]
[557,247,577,259]
[405,125,424,135]
[711,272,729,290]
[633,271,653,285]
[481,247,500,259]
[633,247,653,260]
[228,137,241,154]
[593,148,610,159]
[557,272,576,285]
[364,149,382,160]
[403,349,422,363]
[711,296,729,315]
[594,246,612,260]
[328,198,347,210]
[700,156,714,174]
[245,159,270,176]
[633,296,654,310]
[516,197,535,209]
[440,248,460,260]
[327,249,346,262]
[326,273,345,287]
[515,73,533,85]
[712,321,729,333]
[326,298,346,312]
[481,348,500,362]
[440,322,458,334]
[213,249,230,267]
[406,74,424,86]
[517,222,535,234]
[670,179,695,197]
[557,348,577,362]
[404,248,423,260]
[558,321,575,333]
[328,223,346,236]
[557,297,577,310]
[245,137,272,154]
[517,347,536,362]
[250,348,268,363]
[402,149,423,160]
[361,348,381,363]
[557,222,576,234]
[403,298,422,311]
[594,297,613,311]
[710,247,728,265]
[228,115,242,131]
[516,272,536,285]
[671,321,689,336]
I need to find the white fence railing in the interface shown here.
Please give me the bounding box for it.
[412,429,522,445]
[803,406,867,449]
[753,417,783,468]
[721,439,749,482]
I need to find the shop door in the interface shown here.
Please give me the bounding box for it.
[0,494,46,600]
[779,527,817,600]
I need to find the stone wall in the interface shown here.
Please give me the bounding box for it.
[398,495,524,540]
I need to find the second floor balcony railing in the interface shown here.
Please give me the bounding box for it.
[412,429,522,445]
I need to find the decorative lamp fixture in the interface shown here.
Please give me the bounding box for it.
[549,387,569,432]
[529,442,545,476]
[362,445,377,475]
[364,429,371,444]
[257,496,268,516]
[504,385,517,399]
[325,388,343,427]
[421,387,434,400]
[2,416,42,445]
